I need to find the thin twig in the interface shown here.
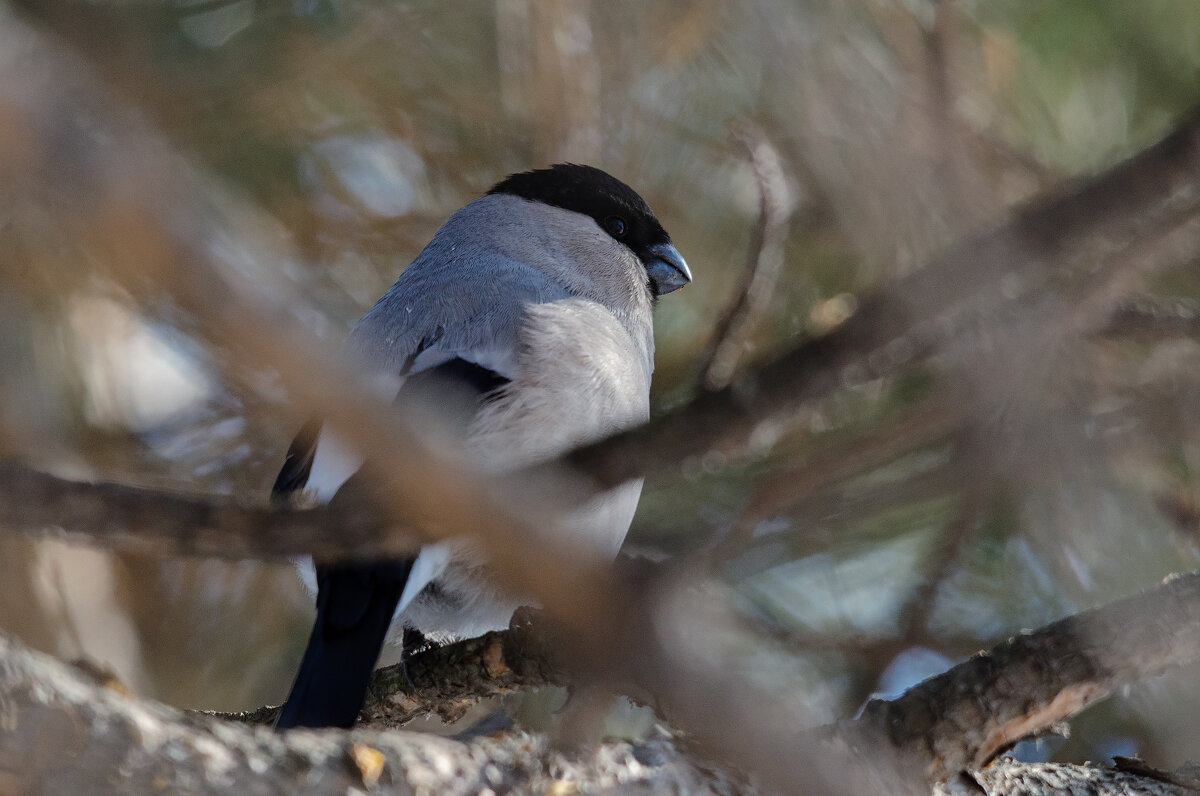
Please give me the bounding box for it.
[699,126,794,390]
[693,392,962,569]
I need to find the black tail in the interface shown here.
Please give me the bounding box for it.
[271,357,507,729]
[275,559,413,729]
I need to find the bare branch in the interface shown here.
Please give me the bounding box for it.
[846,571,1200,781]
[0,461,412,561]
[566,106,1200,489]
[1097,296,1200,340]
[0,632,747,796]
[202,617,566,728]
[700,127,794,390]
[5,55,1200,578]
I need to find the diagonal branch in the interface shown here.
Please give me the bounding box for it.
[5,105,1200,571]
[564,107,1200,489]
[845,570,1200,781]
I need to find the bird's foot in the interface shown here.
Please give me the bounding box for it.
[400,627,429,692]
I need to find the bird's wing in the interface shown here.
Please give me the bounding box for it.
[274,251,564,729]
[272,353,514,729]
[279,242,571,504]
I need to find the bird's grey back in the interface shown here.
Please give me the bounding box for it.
[348,193,655,381]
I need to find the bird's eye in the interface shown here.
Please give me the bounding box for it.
[605,216,628,238]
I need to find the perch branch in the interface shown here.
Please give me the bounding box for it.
[0,631,745,796]
[203,570,1200,785]
[202,616,567,728]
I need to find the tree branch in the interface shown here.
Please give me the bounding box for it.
[699,127,794,390]
[202,570,1200,788]
[846,571,1200,781]
[565,107,1200,490]
[5,103,1200,572]
[0,461,414,561]
[9,568,1200,794]
[0,632,746,796]
[203,616,566,728]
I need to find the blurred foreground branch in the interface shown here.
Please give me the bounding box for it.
[566,106,1200,490]
[0,461,415,561]
[7,570,1200,794]
[9,74,1200,562]
[1098,296,1200,340]
[0,632,743,796]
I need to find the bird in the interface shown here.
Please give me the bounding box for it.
[272,163,692,729]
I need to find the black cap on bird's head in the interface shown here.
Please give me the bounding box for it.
[489,164,692,297]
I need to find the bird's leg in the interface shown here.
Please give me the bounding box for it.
[400,626,427,692]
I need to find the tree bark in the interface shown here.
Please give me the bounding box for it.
[0,633,748,796]
[847,572,1200,781]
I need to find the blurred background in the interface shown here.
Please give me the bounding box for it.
[2,0,1200,767]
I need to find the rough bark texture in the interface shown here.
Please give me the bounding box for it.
[938,758,1200,796]
[362,619,566,728]
[204,620,567,729]
[849,572,1200,781]
[5,630,1200,796]
[198,575,1200,791]
[0,634,749,796]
